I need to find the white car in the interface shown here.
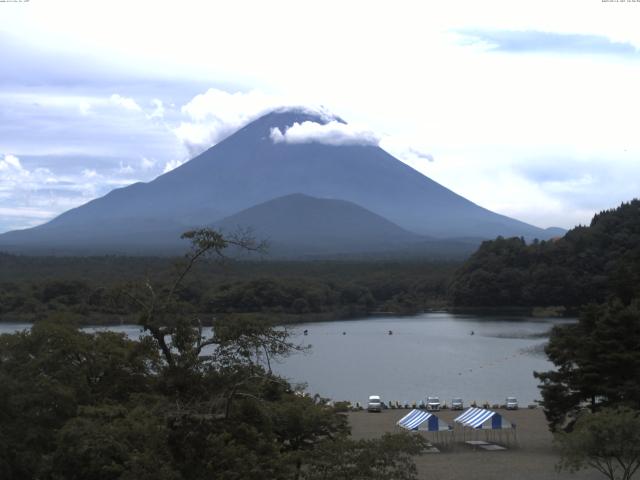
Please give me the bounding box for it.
[426,396,441,411]
[367,395,382,412]
[506,396,519,410]
[451,397,464,410]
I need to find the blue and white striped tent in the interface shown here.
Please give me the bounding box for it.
[454,407,513,430]
[397,409,451,432]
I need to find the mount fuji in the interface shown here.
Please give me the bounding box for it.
[0,109,561,256]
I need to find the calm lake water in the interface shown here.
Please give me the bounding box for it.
[0,313,571,406]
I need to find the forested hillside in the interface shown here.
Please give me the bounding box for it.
[450,200,640,308]
[0,256,456,324]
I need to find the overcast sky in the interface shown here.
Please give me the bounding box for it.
[1,0,639,233]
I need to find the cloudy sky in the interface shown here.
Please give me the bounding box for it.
[1,0,639,233]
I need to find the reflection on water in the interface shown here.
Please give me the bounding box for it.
[0,312,572,406]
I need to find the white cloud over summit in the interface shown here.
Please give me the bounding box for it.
[173,89,282,156]
[172,88,338,156]
[270,121,381,147]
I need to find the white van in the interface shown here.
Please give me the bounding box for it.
[506,396,518,410]
[426,396,441,411]
[367,395,382,412]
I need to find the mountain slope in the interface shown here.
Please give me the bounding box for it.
[0,108,560,254]
[213,193,423,256]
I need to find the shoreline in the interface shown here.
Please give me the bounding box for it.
[0,304,579,327]
[347,408,601,480]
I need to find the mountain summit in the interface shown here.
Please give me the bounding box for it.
[0,109,560,255]
[213,193,423,257]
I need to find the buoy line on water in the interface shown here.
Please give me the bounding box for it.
[297,330,540,379]
[456,348,537,377]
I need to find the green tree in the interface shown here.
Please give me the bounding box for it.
[50,401,181,480]
[556,407,640,480]
[535,300,640,431]
[270,394,349,478]
[0,321,157,479]
[302,432,427,480]
[0,229,427,479]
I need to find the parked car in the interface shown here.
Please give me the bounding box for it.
[506,396,519,410]
[367,395,383,412]
[451,397,464,410]
[426,396,441,411]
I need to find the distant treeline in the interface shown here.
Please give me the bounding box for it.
[7,200,639,321]
[450,200,640,308]
[0,256,457,324]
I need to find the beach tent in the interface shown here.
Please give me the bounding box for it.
[453,407,516,444]
[454,407,513,429]
[398,409,451,431]
[397,409,452,444]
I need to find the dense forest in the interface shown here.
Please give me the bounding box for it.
[0,254,457,324]
[4,200,640,323]
[450,200,640,308]
[0,229,428,480]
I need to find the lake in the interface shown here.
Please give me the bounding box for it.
[0,312,570,407]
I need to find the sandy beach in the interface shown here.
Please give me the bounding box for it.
[348,408,602,480]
